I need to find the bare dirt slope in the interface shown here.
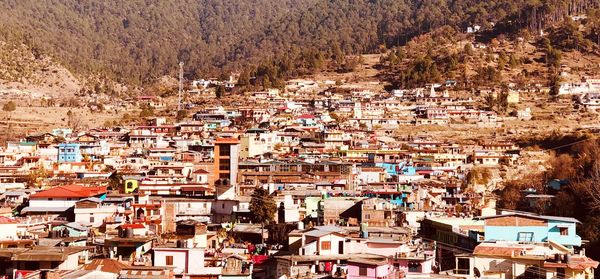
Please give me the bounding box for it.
[0,41,82,98]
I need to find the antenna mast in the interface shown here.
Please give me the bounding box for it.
[178,61,184,111]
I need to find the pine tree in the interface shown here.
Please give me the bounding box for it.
[238,70,251,87]
[215,85,225,99]
[549,75,561,100]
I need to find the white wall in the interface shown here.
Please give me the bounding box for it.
[173,200,212,215]
[30,198,77,208]
[301,234,347,256]
[58,251,88,270]
[214,200,236,215]
[301,241,317,255]
[0,223,17,240]
[316,234,346,255]
[357,171,382,184]
[284,208,300,223]
[471,256,540,278]
[75,206,117,227]
[154,248,205,275]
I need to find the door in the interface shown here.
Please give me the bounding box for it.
[338,240,344,254]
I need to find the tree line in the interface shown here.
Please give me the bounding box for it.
[1,0,595,86]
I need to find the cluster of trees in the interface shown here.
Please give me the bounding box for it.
[541,36,564,99]
[496,51,522,70]
[588,9,600,45]
[496,135,600,257]
[1,0,596,86]
[483,88,510,114]
[492,0,599,34]
[549,18,591,52]
[249,187,277,244]
[2,101,16,117]
[400,55,442,88]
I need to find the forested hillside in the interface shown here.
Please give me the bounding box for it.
[0,0,597,85]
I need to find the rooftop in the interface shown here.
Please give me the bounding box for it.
[30,185,107,199]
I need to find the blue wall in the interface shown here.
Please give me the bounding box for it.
[373,163,416,176]
[484,220,581,247]
[376,163,399,175]
[58,143,83,163]
[547,220,581,247]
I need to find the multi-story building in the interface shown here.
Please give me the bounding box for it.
[213,138,240,199]
[57,143,82,163]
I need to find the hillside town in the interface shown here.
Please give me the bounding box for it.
[0,72,597,279]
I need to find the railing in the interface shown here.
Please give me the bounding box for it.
[133,216,161,223]
[132,257,152,266]
[222,268,251,276]
[15,216,53,224]
[103,216,124,223]
[177,209,211,215]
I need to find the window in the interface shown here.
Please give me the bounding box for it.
[559,227,568,236]
[165,256,173,266]
[518,232,534,242]
[359,267,368,276]
[219,147,231,156]
[524,265,544,279]
[321,241,331,250]
[89,216,95,223]
[408,261,421,272]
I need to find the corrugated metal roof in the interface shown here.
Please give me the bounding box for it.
[21,206,71,213]
[477,212,581,224]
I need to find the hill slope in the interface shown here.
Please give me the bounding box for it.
[0,40,82,98]
[0,0,597,85]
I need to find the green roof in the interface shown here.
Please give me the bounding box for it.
[20,142,37,146]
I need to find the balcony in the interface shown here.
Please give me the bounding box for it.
[177,208,211,215]
[222,268,251,276]
[133,216,162,224]
[104,216,124,224]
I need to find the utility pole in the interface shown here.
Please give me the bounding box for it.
[178,61,184,111]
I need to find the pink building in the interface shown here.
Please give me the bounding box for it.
[347,259,400,279]
[392,256,434,275]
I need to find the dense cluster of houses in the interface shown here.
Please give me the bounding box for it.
[0,81,595,279]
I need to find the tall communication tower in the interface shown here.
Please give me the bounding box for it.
[177,61,184,111]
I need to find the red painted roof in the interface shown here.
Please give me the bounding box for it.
[0,217,17,224]
[297,114,315,119]
[31,185,107,199]
[473,245,528,257]
[544,256,599,269]
[214,138,239,144]
[118,223,146,229]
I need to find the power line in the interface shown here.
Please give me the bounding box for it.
[541,136,596,152]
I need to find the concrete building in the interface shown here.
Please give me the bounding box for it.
[213,138,240,200]
[240,130,276,159]
[58,143,83,163]
[478,213,582,248]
